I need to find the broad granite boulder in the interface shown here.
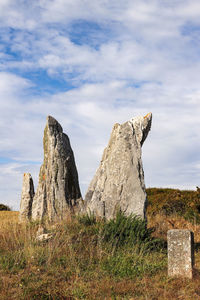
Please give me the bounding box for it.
[31,116,82,221]
[84,113,152,220]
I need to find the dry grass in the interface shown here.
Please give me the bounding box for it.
[148,213,200,242]
[1,189,200,299]
[0,211,19,225]
[147,187,200,243]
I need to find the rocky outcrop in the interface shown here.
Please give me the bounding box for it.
[19,173,35,221]
[31,116,82,221]
[84,113,152,220]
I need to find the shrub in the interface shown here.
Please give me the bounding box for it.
[77,213,96,226]
[101,211,155,250]
[0,204,11,211]
[183,209,200,224]
[161,198,187,216]
[147,188,200,224]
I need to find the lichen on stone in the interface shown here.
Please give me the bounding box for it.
[31,116,82,221]
[84,113,152,220]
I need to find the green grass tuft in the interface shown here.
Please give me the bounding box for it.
[101,211,155,250]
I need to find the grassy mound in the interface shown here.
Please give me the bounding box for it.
[147,187,200,224]
[1,189,200,299]
[0,211,166,299]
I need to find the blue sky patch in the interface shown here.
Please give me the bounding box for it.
[0,157,15,164]
[69,20,112,49]
[24,70,75,95]
[181,22,200,37]
[0,157,41,165]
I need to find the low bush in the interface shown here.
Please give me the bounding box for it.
[77,212,96,226]
[0,204,11,211]
[147,187,200,224]
[101,211,161,252]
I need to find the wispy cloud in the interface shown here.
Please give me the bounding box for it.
[0,0,200,209]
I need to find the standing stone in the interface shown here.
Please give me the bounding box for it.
[167,229,194,279]
[32,116,82,221]
[84,113,152,220]
[19,173,35,221]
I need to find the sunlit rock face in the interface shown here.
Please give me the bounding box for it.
[32,116,82,221]
[19,173,35,221]
[84,113,152,220]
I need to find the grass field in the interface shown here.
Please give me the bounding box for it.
[0,188,200,299]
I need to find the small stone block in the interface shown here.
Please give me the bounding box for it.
[167,229,194,279]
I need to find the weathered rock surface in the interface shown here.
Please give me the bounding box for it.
[36,233,53,242]
[36,225,53,242]
[19,173,35,221]
[168,229,194,278]
[84,113,152,220]
[31,116,82,221]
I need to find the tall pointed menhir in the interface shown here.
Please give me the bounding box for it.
[84,113,152,220]
[31,116,82,221]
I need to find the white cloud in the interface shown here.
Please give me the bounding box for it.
[0,77,200,209]
[0,1,200,210]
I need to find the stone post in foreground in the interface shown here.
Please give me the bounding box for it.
[167,229,194,279]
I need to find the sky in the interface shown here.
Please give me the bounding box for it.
[0,0,200,210]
